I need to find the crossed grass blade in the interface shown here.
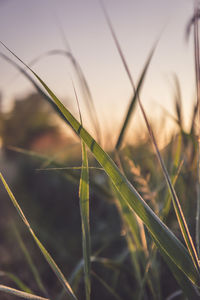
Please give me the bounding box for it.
[101,3,200,274]
[0,172,78,300]
[1,43,200,287]
[0,284,49,300]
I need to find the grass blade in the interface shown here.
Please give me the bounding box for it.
[79,141,91,300]
[74,79,91,300]
[172,74,183,130]
[0,172,78,300]
[0,284,49,300]
[193,3,200,258]
[1,43,200,287]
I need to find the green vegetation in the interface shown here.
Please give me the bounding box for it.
[1,5,200,300]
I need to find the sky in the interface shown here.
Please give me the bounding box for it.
[0,0,197,146]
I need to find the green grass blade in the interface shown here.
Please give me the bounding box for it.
[1,43,200,286]
[79,142,91,300]
[172,74,183,130]
[0,284,49,300]
[0,173,78,300]
[12,226,48,296]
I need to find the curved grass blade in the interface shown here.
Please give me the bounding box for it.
[100,6,200,272]
[1,43,200,286]
[79,141,91,300]
[0,284,49,300]
[0,173,78,300]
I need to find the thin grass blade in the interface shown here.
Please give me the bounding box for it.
[0,173,78,300]
[0,284,49,300]
[79,141,91,300]
[172,74,183,130]
[74,79,91,300]
[193,3,200,258]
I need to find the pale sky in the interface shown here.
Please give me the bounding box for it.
[0,0,196,145]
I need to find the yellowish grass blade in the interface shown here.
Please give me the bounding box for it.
[0,284,49,300]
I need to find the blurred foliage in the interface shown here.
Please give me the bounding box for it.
[1,93,60,150]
